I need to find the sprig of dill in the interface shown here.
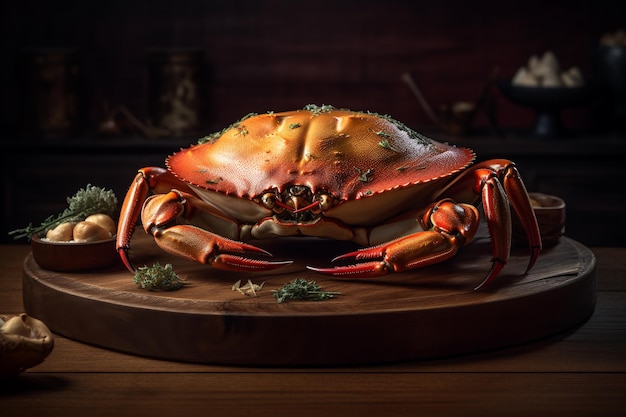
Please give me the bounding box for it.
[272,278,340,303]
[133,262,185,291]
[8,184,118,240]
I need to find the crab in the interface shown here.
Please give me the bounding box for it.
[116,105,541,289]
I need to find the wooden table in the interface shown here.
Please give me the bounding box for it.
[1,242,625,417]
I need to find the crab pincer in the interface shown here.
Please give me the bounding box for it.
[308,231,460,278]
[148,224,292,273]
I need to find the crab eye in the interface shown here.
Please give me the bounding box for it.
[316,193,336,211]
[261,192,284,213]
[261,193,276,208]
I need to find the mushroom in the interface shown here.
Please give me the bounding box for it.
[0,313,54,374]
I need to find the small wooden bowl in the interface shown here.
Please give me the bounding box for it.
[31,235,120,272]
[513,193,566,247]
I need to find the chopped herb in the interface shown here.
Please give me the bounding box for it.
[377,139,400,152]
[197,133,219,144]
[356,167,374,182]
[272,278,340,303]
[289,123,301,129]
[239,112,258,122]
[396,166,409,172]
[365,110,432,145]
[206,177,223,184]
[197,112,258,144]
[133,262,185,291]
[303,104,336,115]
[374,130,393,139]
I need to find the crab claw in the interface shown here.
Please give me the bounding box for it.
[308,231,459,279]
[150,224,292,272]
[307,260,390,278]
[211,254,293,272]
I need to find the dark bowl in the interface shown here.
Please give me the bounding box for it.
[497,80,593,110]
[513,193,566,247]
[31,235,120,272]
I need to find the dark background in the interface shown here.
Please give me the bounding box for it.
[1,0,625,246]
[1,0,624,134]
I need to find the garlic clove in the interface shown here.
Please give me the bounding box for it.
[73,221,111,242]
[538,51,561,76]
[84,213,116,235]
[45,222,74,242]
[527,54,541,74]
[567,67,585,87]
[512,67,539,87]
[541,71,564,87]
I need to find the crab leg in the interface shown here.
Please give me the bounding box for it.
[117,167,289,272]
[475,170,511,288]
[141,190,290,272]
[499,163,542,272]
[309,160,541,290]
[117,167,195,272]
[445,160,542,287]
[309,200,480,281]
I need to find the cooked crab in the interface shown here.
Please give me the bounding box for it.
[117,105,541,289]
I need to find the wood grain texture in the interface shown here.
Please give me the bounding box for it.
[1,243,624,417]
[22,232,595,365]
[3,373,625,417]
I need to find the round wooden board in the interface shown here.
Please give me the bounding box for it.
[22,232,596,366]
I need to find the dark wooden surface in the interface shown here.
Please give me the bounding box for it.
[21,233,596,366]
[1,240,625,416]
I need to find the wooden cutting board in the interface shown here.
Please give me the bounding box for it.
[22,232,596,366]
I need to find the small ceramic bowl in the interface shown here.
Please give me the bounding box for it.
[513,193,566,247]
[31,235,120,272]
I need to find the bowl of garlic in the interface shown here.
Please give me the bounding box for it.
[498,51,592,137]
[31,213,120,272]
[9,184,121,272]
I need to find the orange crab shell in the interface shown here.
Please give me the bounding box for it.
[166,108,475,201]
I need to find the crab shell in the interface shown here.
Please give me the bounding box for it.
[166,108,475,226]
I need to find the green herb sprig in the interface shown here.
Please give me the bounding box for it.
[133,262,185,291]
[272,278,340,303]
[9,184,118,240]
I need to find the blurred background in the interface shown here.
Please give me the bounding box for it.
[1,0,625,245]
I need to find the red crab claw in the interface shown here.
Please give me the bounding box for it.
[150,224,292,272]
[308,230,463,279]
[117,167,196,272]
[308,200,480,286]
[140,191,292,272]
[117,169,292,273]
